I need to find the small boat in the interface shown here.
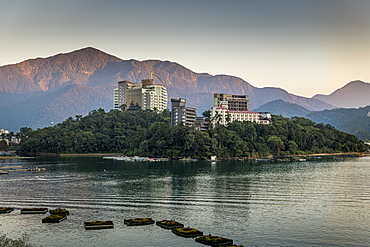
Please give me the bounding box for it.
[276,158,290,162]
[102,156,118,159]
[0,170,8,175]
[114,156,134,161]
[179,158,198,162]
[254,159,273,162]
[208,156,219,162]
[28,167,46,172]
[1,166,22,169]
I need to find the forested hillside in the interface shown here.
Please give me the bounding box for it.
[18,109,368,157]
[307,105,370,141]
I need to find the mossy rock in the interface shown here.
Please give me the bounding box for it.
[156,220,184,229]
[42,214,67,223]
[49,208,69,215]
[0,207,14,214]
[195,235,233,246]
[124,218,155,226]
[172,227,203,238]
[84,221,114,230]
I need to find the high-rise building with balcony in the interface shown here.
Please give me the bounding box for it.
[214,93,250,111]
[171,98,197,127]
[114,77,168,112]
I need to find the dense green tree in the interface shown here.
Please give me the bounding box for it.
[267,135,285,154]
[18,110,368,157]
[287,140,299,154]
[202,110,211,118]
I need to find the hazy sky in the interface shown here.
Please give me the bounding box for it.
[1,0,370,97]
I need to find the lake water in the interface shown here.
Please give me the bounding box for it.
[0,156,369,246]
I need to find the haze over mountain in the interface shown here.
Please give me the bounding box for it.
[252,99,312,118]
[0,47,345,131]
[306,105,370,141]
[312,80,370,108]
[253,99,370,141]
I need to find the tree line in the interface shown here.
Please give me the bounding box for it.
[18,108,368,158]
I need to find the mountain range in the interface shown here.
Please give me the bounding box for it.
[312,80,370,108]
[254,99,370,140]
[1,47,369,132]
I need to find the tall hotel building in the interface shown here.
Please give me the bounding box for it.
[213,93,250,111]
[171,98,197,127]
[114,77,168,112]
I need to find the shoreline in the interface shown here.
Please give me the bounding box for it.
[59,153,123,157]
[0,156,35,159]
[16,151,370,159]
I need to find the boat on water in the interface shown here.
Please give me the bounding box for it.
[179,158,198,162]
[102,156,118,159]
[208,155,219,162]
[0,166,45,172]
[110,156,169,162]
[28,167,46,172]
[0,166,22,169]
[255,158,273,162]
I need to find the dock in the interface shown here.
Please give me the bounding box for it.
[0,166,46,172]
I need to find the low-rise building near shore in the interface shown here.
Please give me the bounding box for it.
[211,93,272,126]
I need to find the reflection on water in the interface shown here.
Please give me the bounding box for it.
[1,157,370,246]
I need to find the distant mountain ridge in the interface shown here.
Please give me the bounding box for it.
[306,105,370,140]
[313,80,370,108]
[0,47,344,131]
[0,48,122,93]
[253,99,312,118]
[254,99,370,141]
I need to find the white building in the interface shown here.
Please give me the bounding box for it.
[0,129,10,135]
[210,102,272,126]
[114,77,168,112]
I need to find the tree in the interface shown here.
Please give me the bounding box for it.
[119,104,127,111]
[202,110,211,118]
[225,113,231,123]
[287,140,298,154]
[18,111,368,156]
[19,127,33,137]
[267,135,285,154]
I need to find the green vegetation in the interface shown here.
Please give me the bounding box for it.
[0,232,38,247]
[42,214,66,223]
[49,208,69,215]
[19,109,368,158]
[307,105,370,141]
[195,235,233,245]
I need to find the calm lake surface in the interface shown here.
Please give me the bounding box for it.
[0,156,369,246]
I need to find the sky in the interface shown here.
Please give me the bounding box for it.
[1,0,370,97]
